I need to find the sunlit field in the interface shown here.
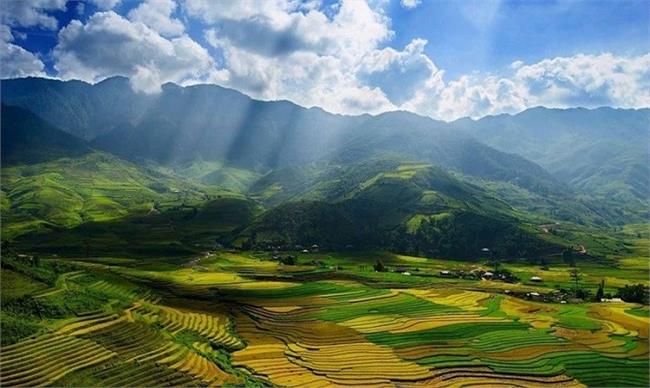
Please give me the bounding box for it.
[2,250,648,387]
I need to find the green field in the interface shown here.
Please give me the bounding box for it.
[1,250,648,387]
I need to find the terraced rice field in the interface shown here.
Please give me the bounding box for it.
[0,300,248,386]
[0,267,247,387]
[1,253,648,387]
[228,281,648,387]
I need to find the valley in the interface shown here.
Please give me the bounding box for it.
[1,77,649,387]
[2,1,649,386]
[1,250,648,387]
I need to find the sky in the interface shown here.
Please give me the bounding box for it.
[1,0,649,121]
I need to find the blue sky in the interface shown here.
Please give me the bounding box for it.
[387,0,649,79]
[1,0,649,120]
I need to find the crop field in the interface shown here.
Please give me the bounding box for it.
[0,251,648,387]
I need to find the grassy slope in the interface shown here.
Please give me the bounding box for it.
[3,154,635,261]
[232,161,575,259]
[0,105,260,256]
[1,152,251,243]
[154,160,262,193]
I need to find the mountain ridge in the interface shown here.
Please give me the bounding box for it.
[2,77,565,198]
[1,77,647,258]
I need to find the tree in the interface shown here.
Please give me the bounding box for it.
[241,238,253,251]
[491,257,501,273]
[562,249,575,267]
[594,279,605,301]
[279,255,296,265]
[617,284,650,304]
[540,258,549,270]
[569,268,581,296]
[1,240,10,255]
[373,259,386,272]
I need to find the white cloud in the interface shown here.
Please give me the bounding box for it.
[513,53,650,109]
[0,25,46,78]
[192,0,395,114]
[0,0,66,30]
[358,38,444,104]
[188,0,390,59]
[87,0,121,10]
[207,38,393,114]
[407,75,528,120]
[0,24,12,42]
[53,11,216,93]
[400,0,421,9]
[185,1,650,119]
[129,64,162,93]
[403,53,650,120]
[127,0,184,37]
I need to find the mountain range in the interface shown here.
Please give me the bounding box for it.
[2,77,648,260]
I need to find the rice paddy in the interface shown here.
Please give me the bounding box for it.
[1,251,648,386]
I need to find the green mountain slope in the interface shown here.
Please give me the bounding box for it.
[326,111,566,196]
[2,78,565,197]
[232,161,562,259]
[2,78,646,260]
[1,152,237,239]
[11,193,258,257]
[1,104,91,165]
[453,107,650,211]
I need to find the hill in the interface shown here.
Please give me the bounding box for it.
[453,107,650,215]
[1,104,91,165]
[2,78,564,197]
[0,77,152,140]
[1,77,647,258]
[232,161,562,259]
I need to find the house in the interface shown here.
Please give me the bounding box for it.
[402,272,411,276]
[440,270,451,276]
[600,298,623,303]
[483,271,494,278]
[302,249,309,253]
[530,276,543,282]
[527,292,544,301]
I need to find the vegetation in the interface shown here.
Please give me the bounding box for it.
[618,284,650,304]
[1,251,647,387]
[1,77,648,387]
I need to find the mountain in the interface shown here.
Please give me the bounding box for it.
[453,107,650,208]
[0,77,152,140]
[1,77,646,259]
[1,104,91,165]
[2,77,564,198]
[231,161,559,258]
[0,103,256,242]
[326,111,565,195]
